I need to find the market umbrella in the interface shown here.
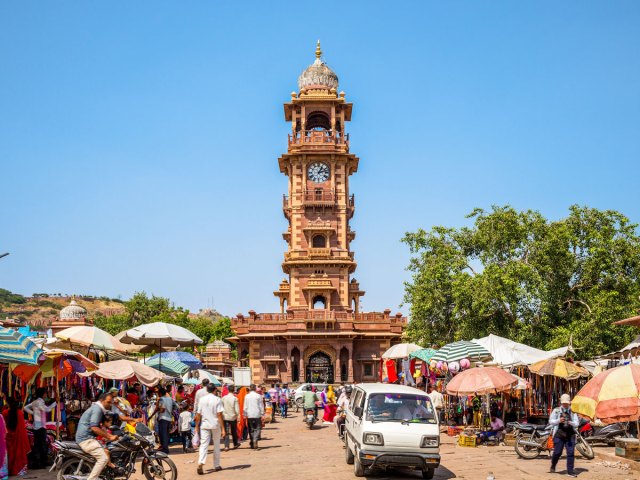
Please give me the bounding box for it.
[79,359,165,387]
[114,332,157,354]
[445,366,519,396]
[147,351,203,370]
[409,348,438,362]
[431,341,492,363]
[119,322,203,349]
[382,343,423,359]
[55,325,129,353]
[0,326,42,365]
[12,348,98,383]
[571,364,640,424]
[529,358,589,380]
[145,357,190,377]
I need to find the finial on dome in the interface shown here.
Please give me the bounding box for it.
[315,40,322,59]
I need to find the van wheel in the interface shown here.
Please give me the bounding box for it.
[354,449,365,477]
[345,436,354,465]
[422,467,434,479]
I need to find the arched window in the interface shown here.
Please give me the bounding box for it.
[306,111,331,131]
[312,295,326,310]
[312,235,326,248]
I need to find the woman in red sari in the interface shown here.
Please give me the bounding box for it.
[2,398,30,476]
[236,387,248,441]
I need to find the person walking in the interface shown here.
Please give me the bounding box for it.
[195,383,225,474]
[549,394,580,477]
[267,384,278,422]
[156,387,177,454]
[243,385,264,449]
[221,386,240,451]
[23,388,56,469]
[178,404,193,453]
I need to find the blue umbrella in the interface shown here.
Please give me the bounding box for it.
[0,326,42,365]
[147,351,203,370]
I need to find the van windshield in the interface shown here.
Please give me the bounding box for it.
[366,393,436,423]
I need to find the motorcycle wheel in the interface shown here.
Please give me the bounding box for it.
[307,420,313,430]
[57,458,92,480]
[143,456,178,480]
[576,437,595,460]
[514,438,542,459]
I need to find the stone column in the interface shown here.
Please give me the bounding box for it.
[335,349,342,383]
[348,346,354,383]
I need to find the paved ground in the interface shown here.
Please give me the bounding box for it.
[21,411,637,480]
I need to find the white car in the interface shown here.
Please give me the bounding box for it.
[343,383,441,479]
[293,383,327,405]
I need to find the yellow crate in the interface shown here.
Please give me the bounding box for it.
[458,434,477,447]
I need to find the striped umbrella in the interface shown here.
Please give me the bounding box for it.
[431,341,492,363]
[529,358,589,380]
[0,326,42,365]
[409,348,438,362]
[144,357,190,377]
[147,351,203,370]
[572,364,640,424]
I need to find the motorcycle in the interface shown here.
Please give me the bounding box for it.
[581,420,633,446]
[305,408,317,430]
[50,423,176,480]
[510,422,594,460]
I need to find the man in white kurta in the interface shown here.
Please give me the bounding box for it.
[195,383,226,474]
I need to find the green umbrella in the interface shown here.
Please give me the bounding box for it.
[431,341,492,363]
[145,357,190,377]
[409,348,438,362]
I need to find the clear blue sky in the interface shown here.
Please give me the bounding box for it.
[1,1,639,317]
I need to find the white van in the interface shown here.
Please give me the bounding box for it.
[344,383,441,479]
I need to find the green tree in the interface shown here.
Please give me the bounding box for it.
[402,205,640,358]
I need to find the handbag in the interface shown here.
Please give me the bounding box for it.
[191,431,200,448]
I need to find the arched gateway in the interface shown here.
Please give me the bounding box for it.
[230,43,407,385]
[306,351,334,384]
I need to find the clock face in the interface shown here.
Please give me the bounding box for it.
[308,162,330,183]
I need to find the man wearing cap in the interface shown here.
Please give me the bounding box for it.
[548,394,580,477]
[108,387,141,428]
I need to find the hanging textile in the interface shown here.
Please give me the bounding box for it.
[385,359,398,383]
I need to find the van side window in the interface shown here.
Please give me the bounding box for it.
[351,389,362,410]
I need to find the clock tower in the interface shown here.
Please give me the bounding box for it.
[275,40,364,314]
[231,43,405,385]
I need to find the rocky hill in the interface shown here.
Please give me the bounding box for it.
[0,289,125,329]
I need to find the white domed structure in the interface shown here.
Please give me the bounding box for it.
[52,298,92,334]
[59,299,87,320]
[297,41,339,91]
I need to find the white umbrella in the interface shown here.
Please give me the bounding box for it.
[119,322,203,348]
[382,343,423,359]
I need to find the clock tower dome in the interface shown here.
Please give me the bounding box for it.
[275,40,364,314]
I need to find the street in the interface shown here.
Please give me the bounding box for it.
[29,410,638,480]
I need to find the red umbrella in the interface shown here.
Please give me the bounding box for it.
[446,367,519,396]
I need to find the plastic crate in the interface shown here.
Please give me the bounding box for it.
[458,434,477,447]
[447,426,464,437]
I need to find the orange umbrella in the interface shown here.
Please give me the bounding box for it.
[572,364,640,424]
[445,367,519,396]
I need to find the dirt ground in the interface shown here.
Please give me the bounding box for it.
[21,412,637,480]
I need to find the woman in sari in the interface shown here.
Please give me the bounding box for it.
[322,386,338,423]
[2,398,29,477]
[236,387,248,441]
[0,413,8,480]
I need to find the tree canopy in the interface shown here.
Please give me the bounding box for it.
[402,205,640,359]
[94,291,234,349]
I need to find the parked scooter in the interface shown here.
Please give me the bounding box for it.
[580,420,633,446]
[510,422,594,460]
[305,408,317,429]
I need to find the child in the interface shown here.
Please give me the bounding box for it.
[101,413,116,468]
[178,403,193,453]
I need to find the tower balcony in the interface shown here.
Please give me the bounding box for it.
[288,129,349,153]
[282,193,355,211]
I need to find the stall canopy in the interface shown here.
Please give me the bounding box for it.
[80,359,165,386]
[145,357,190,377]
[183,369,222,386]
[431,341,492,363]
[382,343,423,359]
[472,334,571,367]
[599,335,640,360]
